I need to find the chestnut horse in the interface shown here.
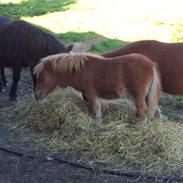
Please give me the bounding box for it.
[34,52,161,123]
[102,40,183,96]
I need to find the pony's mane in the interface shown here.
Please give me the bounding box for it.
[34,52,103,74]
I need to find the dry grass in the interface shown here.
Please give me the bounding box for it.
[5,88,183,176]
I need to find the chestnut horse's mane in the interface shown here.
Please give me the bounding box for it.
[34,52,103,74]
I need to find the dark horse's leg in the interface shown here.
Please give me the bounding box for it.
[0,66,4,93]
[30,67,37,90]
[9,67,22,101]
[1,66,7,87]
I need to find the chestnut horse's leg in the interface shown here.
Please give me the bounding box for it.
[83,93,102,121]
[9,67,22,101]
[134,94,148,124]
[30,67,37,90]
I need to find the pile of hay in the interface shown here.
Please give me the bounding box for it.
[7,88,183,175]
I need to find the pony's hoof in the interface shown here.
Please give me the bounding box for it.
[9,96,19,101]
[96,112,102,122]
[97,118,102,123]
[135,113,148,126]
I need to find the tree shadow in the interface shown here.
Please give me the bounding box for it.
[25,21,128,52]
[40,25,129,52]
[0,0,77,19]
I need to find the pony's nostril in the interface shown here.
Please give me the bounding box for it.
[34,90,44,100]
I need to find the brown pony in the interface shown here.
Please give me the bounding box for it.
[102,40,183,96]
[34,52,161,123]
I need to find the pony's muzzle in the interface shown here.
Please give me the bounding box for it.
[34,90,45,100]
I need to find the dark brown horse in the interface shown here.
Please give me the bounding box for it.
[34,52,161,123]
[0,16,11,89]
[102,40,183,96]
[0,16,11,25]
[0,20,73,100]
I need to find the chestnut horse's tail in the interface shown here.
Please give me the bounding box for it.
[146,63,161,119]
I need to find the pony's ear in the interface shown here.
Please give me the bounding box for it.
[66,44,73,52]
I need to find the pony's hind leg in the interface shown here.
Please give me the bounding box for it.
[134,94,148,124]
[9,67,22,101]
[83,92,102,121]
[154,106,161,119]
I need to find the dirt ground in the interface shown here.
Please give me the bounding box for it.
[0,42,181,183]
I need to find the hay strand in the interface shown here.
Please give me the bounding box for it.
[6,88,183,176]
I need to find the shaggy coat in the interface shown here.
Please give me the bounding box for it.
[34,52,161,123]
[0,20,73,100]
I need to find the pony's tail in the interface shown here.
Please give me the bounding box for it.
[146,63,161,119]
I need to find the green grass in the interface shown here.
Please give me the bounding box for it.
[1,0,183,46]
[2,0,182,42]
[160,95,183,110]
[159,95,183,121]
[0,0,76,19]
[90,39,128,53]
[57,31,100,45]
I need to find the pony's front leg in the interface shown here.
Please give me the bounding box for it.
[134,94,148,125]
[84,93,102,121]
[9,67,22,101]
[92,101,102,122]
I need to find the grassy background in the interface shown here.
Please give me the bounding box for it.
[1,0,183,50]
[1,0,183,121]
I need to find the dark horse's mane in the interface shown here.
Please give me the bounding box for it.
[0,16,11,26]
[0,19,72,100]
[0,20,68,67]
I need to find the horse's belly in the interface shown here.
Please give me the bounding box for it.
[99,90,125,100]
[162,79,183,95]
[161,70,183,95]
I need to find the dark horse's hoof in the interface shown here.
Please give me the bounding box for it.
[0,88,5,93]
[3,82,9,87]
[9,96,19,101]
